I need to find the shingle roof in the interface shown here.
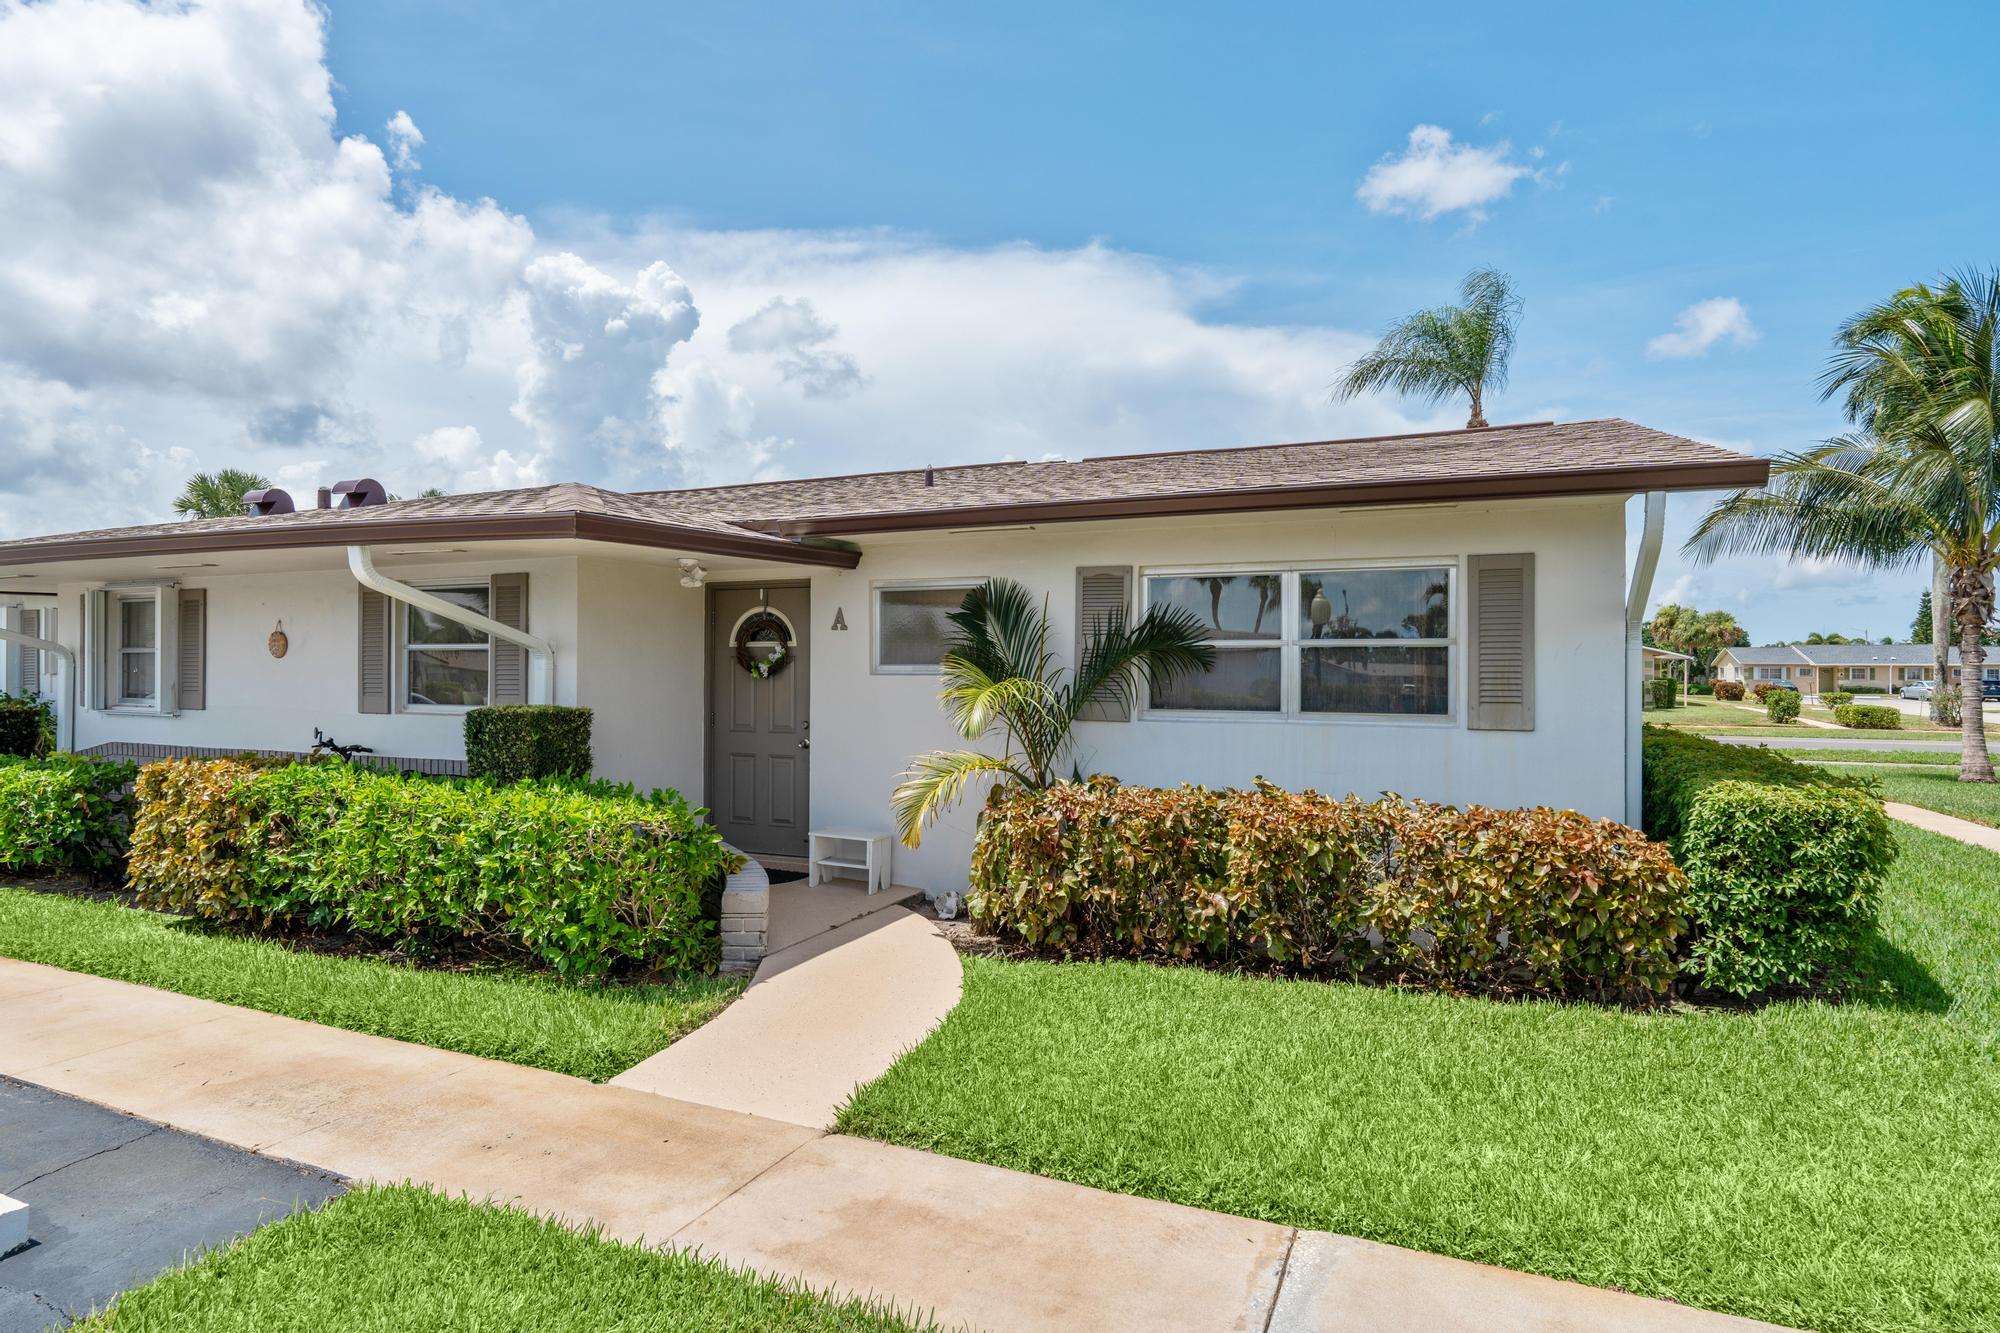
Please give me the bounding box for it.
[0,417,1765,568]
[1724,644,1968,666]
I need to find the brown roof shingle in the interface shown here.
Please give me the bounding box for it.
[0,418,1764,567]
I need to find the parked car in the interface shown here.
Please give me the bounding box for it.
[1901,680,1936,701]
[1760,680,1799,692]
[1983,678,2000,701]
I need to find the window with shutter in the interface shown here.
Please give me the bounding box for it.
[489,572,529,705]
[357,587,392,714]
[1465,553,1534,731]
[177,589,206,711]
[14,609,39,697]
[1075,566,1134,721]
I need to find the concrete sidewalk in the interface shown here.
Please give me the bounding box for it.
[1884,800,2000,854]
[0,959,1789,1332]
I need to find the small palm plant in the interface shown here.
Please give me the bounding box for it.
[892,578,1214,847]
[1333,268,1521,428]
[174,468,273,519]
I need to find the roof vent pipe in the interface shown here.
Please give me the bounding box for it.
[330,478,388,509]
[924,466,935,487]
[243,489,295,517]
[316,486,333,510]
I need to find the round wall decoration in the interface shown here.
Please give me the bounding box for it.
[733,609,794,680]
[267,622,289,659]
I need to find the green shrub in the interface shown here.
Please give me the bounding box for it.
[1644,677,1680,709]
[464,705,593,784]
[1641,728,1892,995]
[0,693,51,757]
[1824,691,1854,708]
[1834,703,1901,729]
[1710,679,1745,701]
[0,755,137,873]
[971,778,1687,1001]
[128,758,740,981]
[1765,689,1801,723]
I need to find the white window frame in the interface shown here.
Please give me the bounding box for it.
[1754,666,1786,680]
[97,583,176,716]
[397,581,492,714]
[1138,558,1458,725]
[871,578,982,675]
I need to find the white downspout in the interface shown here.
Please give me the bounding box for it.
[0,604,76,753]
[1624,492,1667,826]
[347,546,555,704]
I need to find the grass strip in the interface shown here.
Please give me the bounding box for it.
[0,887,741,1081]
[79,1184,932,1332]
[840,825,2000,1333]
[1806,763,2000,828]
[1743,748,1959,766]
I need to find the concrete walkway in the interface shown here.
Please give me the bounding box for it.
[1883,800,2000,854]
[610,899,962,1127]
[0,959,1790,1332]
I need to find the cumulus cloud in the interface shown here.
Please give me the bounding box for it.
[726,297,864,397]
[0,0,1431,537]
[1647,298,1758,360]
[385,110,423,171]
[1356,125,1535,222]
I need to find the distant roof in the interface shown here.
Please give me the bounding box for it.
[0,418,1767,568]
[1641,645,1696,661]
[1721,643,1966,667]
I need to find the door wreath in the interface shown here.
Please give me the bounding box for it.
[734,609,794,680]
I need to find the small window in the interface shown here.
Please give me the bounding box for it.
[116,594,158,705]
[405,585,490,708]
[875,583,978,673]
[1146,573,1283,712]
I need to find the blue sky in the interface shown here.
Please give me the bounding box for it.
[5,0,1993,644]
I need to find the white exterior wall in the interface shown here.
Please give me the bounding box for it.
[806,497,1632,894]
[573,556,707,795]
[57,557,580,762]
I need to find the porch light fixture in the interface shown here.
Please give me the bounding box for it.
[678,559,708,589]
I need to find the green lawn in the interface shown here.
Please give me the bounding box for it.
[1808,763,2000,828]
[0,888,741,1081]
[840,825,2000,1333]
[79,1185,929,1332]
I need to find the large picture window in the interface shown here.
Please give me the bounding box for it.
[405,585,490,708]
[1144,564,1454,719]
[874,582,980,673]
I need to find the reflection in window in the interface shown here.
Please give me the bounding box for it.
[406,586,489,708]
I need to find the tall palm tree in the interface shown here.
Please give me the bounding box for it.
[174,468,272,519]
[1333,268,1521,428]
[891,579,1215,846]
[1686,269,2000,783]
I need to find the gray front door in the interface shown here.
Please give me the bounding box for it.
[708,584,810,857]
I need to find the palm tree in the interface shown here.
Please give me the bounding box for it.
[891,579,1215,846]
[1333,268,1521,428]
[174,469,272,519]
[1686,269,2000,782]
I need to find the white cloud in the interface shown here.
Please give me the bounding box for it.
[1647,298,1758,360]
[385,110,423,172]
[0,0,1431,537]
[1356,125,1533,222]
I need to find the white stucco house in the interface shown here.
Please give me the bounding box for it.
[1712,643,2000,696]
[0,419,1765,894]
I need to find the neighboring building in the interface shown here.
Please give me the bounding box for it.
[0,419,1765,893]
[1712,642,1999,695]
[1640,645,1694,681]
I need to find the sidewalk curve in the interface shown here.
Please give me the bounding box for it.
[1884,800,2000,854]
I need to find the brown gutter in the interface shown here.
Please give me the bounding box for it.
[0,511,862,570]
[743,457,1772,537]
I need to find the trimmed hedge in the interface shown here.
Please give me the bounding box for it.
[128,758,739,981]
[1833,703,1901,729]
[1641,728,1892,995]
[0,694,49,757]
[1765,689,1801,723]
[464,705,593,784]
[1711,679,1745,701]
[0,755,137,873]
[1644,677,1680,709]
[1824,691,1855,708]
[970,779,1688,1001]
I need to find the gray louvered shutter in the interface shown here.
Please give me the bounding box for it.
[83,589,108,711]
[176,590,206,711]
[1075,566,1134,722]
[15,609,39,697]
[488,572,529,705]
[357,587,392,714]
[1466,554,1535,731]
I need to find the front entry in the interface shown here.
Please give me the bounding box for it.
[707,584,810,858]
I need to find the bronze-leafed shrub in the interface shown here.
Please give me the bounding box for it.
[971,778,1687,1002]
[1710,679,1745,701]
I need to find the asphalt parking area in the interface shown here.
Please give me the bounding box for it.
[0,1076,344,1330]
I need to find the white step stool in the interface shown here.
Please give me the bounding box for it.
[807,829,894,894]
